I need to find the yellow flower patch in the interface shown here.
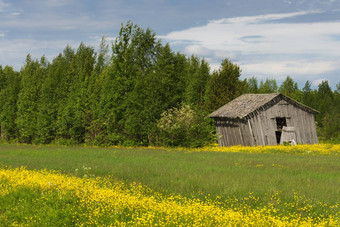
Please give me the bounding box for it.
[184,144,340,155]
[0,167,339,226]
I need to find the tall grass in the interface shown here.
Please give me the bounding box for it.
[2,167,338,226]
[1,144,339,209]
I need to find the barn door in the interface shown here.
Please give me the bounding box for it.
[275,117,287,144]
[280,126,297,145]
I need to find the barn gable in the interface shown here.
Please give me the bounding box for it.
[210,93,319,147]
[209,93,318,120]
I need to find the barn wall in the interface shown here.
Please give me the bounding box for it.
[248,99,318,145]
[215,118,253,146]
[286,103,318,144]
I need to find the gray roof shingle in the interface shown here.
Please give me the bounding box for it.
[209,93,318,119]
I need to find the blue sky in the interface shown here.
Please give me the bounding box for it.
[0,0,339,89]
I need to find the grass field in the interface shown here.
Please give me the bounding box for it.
[0,143,339,225]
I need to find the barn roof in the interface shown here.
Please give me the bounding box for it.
[209,93,319,119]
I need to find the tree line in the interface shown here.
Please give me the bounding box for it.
[0,22,339,147]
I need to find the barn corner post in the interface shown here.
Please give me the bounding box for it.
[209,93,319,147]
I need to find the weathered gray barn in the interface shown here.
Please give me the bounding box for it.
[209,93,319,146]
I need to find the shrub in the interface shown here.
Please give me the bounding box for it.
[156,104,216,147]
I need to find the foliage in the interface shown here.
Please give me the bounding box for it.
[319,89,340,140]
[0,66,20,140]
[279,76,301,101]
[245,76,259,93]
[156,104,215,147]
[16,55,47,143]
[258,78,278,93]
[204,58,246,112]
[0,21,339,145]
[184,56,210,107]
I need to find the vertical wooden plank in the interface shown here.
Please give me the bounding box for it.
[247,120,256,146]
[240,121,252,146]
[310,114,318,144]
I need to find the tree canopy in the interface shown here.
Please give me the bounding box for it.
[0,22,339,146]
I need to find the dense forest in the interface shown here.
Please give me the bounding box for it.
[0,22,339,147]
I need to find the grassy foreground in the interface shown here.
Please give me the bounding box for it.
[0,143,339,225]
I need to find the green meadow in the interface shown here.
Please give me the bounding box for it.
[1,143,339,218]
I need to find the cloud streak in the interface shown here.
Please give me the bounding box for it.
[160,11,340,87]
[0,1,339,88]
[213,10,319,24]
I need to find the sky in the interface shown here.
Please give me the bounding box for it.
[0,0,339,89]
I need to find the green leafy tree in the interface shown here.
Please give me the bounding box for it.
[321,110,340,140]
[99,22,163,145]
[318,80,333,99]
[16,55,47,143]
[301,80,315,108]
[36,51,72,143]
[204,58,245,112]
[314,80,333,128]
[0,66,4,90]
[258,79,278,93]
[57,43,96,144]
[85,39,110,145]
[319,84,340,140]
[0,66,21,140]
[94,36,109,75]
[245,76,259,93]
[185,56,210,107]
[315,80,336,133]
[279,76,301,101]
[137,45,188,145]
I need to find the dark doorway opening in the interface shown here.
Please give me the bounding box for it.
[275,117,287,144]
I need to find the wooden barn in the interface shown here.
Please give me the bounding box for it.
[209,93,319,146]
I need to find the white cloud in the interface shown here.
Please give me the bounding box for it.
[0,32,5,38]
[212,10,319,24]
[161,12,340,56]
[11,12,21,16]
[184,45,211,56]
[241,61,339,76]
[312,78,328,86]
[160,11,340,83]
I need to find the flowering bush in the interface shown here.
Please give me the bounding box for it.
[156,104,216,147]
